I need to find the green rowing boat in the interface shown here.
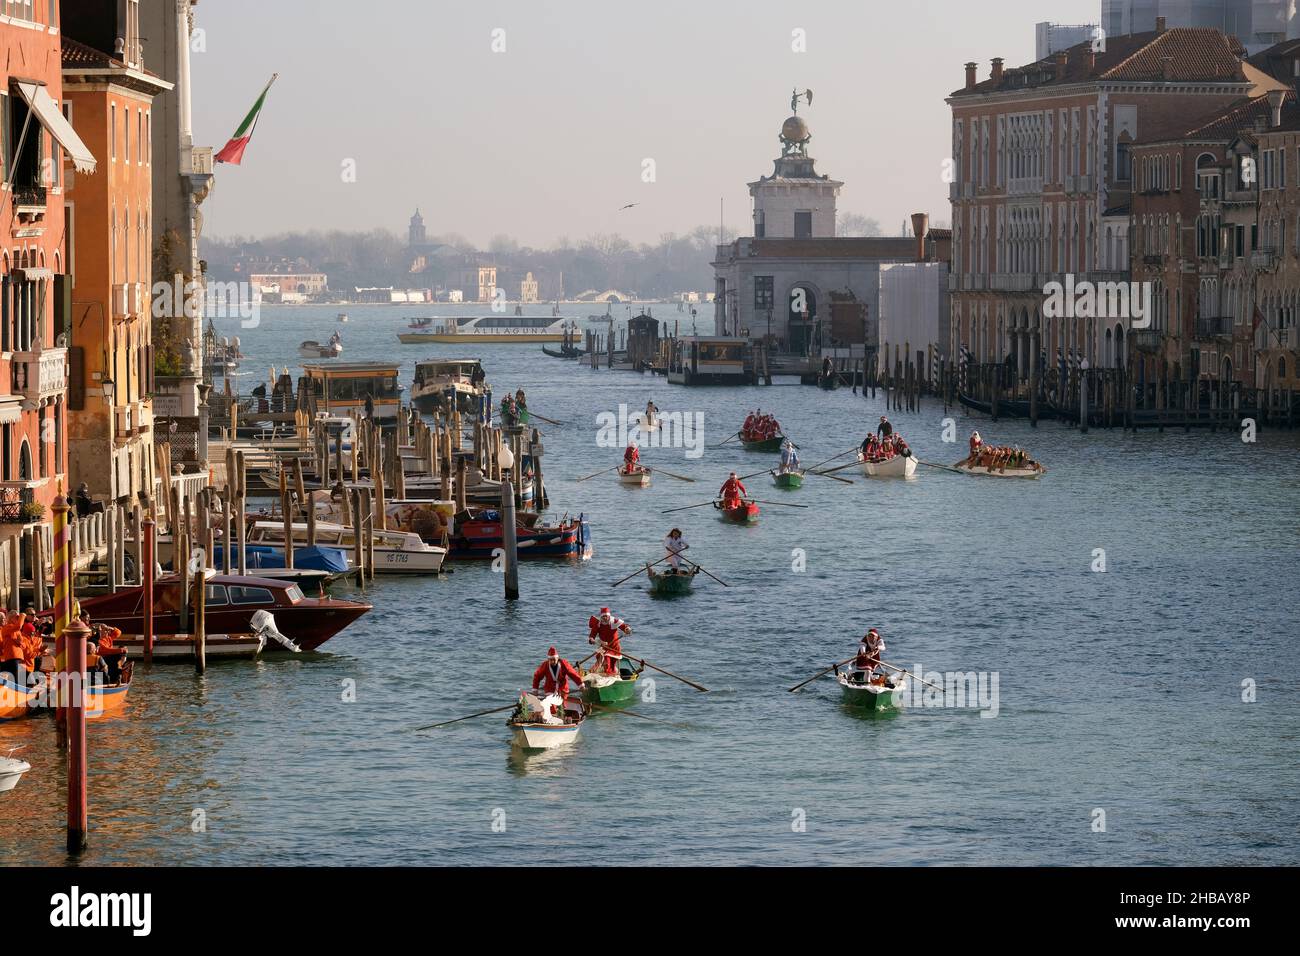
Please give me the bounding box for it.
[740,434,785,452]
[772,469,804,489]
[581,661,644,704]
[836,671,907,712]
[648,565,698,596]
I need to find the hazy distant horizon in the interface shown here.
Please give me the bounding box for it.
[191,0,1097,246]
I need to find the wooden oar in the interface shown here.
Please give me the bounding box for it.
[788,656,857,693]
[661,500,718,514]
[879,660,944,693]
[678,555,729,587]
[587,700,681,725]
[750,499,809,508]
[629,656,708,692]
[803,468,853,485]
[527,411,564,426]
[412,703,516,732]
[738,469,771,481]
[916,459,965,475]
[816,458,862,476]
[611,554,671,587]
[644,467,695,483]
[805,446,859,472]
[711,431,740,448]
[576,465,621,483]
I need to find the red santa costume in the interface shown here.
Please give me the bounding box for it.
[858,628,885,677]
[969,431,982,455]
[623,443,640,471]
[588,608,631,675]
[531,647,584,699]
[719,473,746,508]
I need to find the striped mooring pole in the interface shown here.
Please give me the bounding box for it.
[52,492,88,852]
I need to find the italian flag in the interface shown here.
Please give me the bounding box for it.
[215,74,278,165]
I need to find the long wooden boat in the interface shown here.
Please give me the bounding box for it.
[581,661,643,704]
[817,375,838,391]
[49,574,372,654]
[647,565,697,595]
[618,465,651,486]
[739,433,784,452]
[508,693,588,749]
[953,461,1045,479]
[837,671,907,711]
[860,453,918,479]
[86,661,133,719]
[448,512,591,560]
[2,663,134,720]
[715,499,759,523]
[772,469,804,489]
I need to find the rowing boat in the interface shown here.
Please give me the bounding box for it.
[581,661,644,704]
[740,433,784,452]
[952,462,1045,479]
[715,499,759,523]
[647,564,698,595]
[637,416,660,432]
[860,453,917,479]
[772,469,804,489]
[837,671,907,711]
[508,692,588,749]
[618,465,651,486]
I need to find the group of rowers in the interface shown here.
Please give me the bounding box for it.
[525,607,634,716]
[957,430,1044,473]
[0,608,128,690]
[740,409,781,441]
[861,417,911,462]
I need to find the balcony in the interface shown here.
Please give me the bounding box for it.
[1131,329,1164,354]
[10,347,68,404]
[11,184,47,234]
[0,483,38,525]
[1250,248,1279,271]
[1195,316,1233,339]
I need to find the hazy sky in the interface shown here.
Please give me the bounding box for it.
[190,0,1097,246]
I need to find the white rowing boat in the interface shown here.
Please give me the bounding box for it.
[953,462,1045,479]
[637,416,660,432]
[859,453,917,478]
[508,692,586,749]
[618,465,651,486]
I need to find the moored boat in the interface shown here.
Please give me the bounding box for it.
[247,520,447,574]
[211,543,351,578]
[299,334,343,359]
[860,453,918,478]
[448,511,591,561]
[410,358,485,412]
[647,564,697,595]
[0,749,30,791]
[772,469,804,489]
[837,671,907,711]
[618,464,651,486]
[715,499,759,523]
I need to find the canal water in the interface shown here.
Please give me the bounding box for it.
[3,303,1297,866]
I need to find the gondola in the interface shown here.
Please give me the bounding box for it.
[958,391,1056,421]
[541,343,582,359]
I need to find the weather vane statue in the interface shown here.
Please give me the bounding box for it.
[790,88,813,113]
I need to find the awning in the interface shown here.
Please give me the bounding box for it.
[13,81,97,174]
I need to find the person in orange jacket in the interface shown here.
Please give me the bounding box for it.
[0,611,25,680]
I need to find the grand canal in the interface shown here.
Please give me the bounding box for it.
[3,304,1297,866]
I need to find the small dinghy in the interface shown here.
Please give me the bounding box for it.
[647,564,698,596]
[508,691,587,749]
[637,415,660,433]
[336,312,349,323]
[0,747,31,793]
[837,670,907,712]
[299,333,343,359]
[618,464,651,487]
[715,498,759,523]
[860,453,917,478]
[772,468,804,489]
[580,659,643,704]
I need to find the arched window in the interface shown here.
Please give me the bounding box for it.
[1281,356,1289,380]
[18,440,32,481]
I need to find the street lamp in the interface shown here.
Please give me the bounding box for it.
[102,377,115,409]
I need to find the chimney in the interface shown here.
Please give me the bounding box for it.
[911,213,930,261]
[1269,89,1286,127]
[991,57,1004,82]
[1155,16,1167,34]
[1161,56,1174,80]
[965,62,978,89]
[1054,50,1068,73]
[1084,48,1096,70]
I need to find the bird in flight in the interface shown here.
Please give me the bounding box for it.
[618,203,638,211]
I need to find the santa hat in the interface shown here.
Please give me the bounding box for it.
[547,647,558,658]
[600,607,610,615]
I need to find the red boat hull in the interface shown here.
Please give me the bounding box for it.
[717,500,760,523]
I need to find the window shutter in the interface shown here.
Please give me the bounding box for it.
[68,346,85,410]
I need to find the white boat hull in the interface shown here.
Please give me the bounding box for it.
[954,463,1044,479]
[371,547,446,573]
[510,722,582,749]
[0,757,32,792]
[111,634,266,660]
[860,454,917,478]
[618,467,651,486]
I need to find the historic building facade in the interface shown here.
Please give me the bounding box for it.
[946,25,1281,388]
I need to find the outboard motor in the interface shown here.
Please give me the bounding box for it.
[250,609,301,653]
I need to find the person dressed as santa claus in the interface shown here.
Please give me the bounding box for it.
[852,628,886,683]
[623,439,641,473]
[718,472,747,509]
[531,647,585,702]
[588,607,632,676]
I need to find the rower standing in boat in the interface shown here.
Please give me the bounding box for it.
[532,647,585,702]
[645,400,659,427]
[877,416,893,438]
[624,440,641,472]
[588,607,632,675]
[719,472,747,509]
[663,528,688,571]
[778,438,800,473]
